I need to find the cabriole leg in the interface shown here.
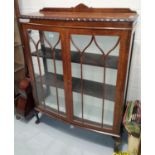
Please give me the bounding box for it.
[34,110,40,124]
[113,137,122,152]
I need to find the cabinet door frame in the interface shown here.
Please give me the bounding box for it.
[21,23,70,121]
[66,28,133,135]
[21,22,134,136]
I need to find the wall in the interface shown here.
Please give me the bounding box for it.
[19,0,141,101]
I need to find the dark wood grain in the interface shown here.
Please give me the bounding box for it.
[40,3,136,13]
[113,30,133,135]
[20,4,138,22]
[20,3,138,140]
[31,48,118,69]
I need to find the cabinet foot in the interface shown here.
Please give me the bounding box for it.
[35,119,40,124]
[113,137,122,152]
[34,110,40,124]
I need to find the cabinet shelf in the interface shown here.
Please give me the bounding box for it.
[36,72,116,101]
[31,48,118,69]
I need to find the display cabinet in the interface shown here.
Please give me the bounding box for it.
[19,4,138,151]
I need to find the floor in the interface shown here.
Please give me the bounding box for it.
[14,114,128,155]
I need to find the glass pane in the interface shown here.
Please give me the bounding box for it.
[28,30,66,116]
[73,93,102,124]
[103,100,114,126]
[71,34,120,127]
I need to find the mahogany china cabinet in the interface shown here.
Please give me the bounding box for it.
[18,4,138,151]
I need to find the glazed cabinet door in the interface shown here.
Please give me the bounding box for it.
[68,30,122,131]
[26,29,67,117]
